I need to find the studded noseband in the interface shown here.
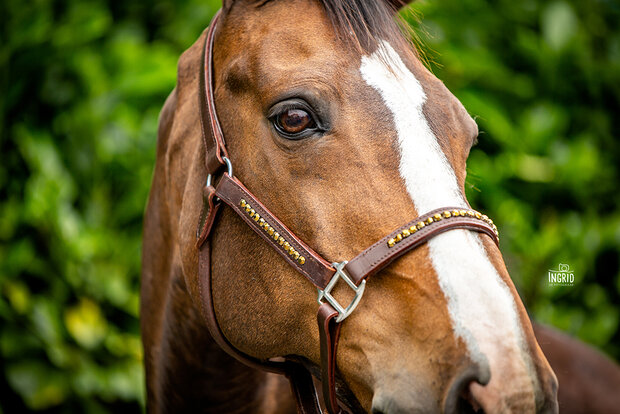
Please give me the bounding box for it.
[195,11,499,414]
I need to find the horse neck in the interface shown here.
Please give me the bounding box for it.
[155,275,287,412]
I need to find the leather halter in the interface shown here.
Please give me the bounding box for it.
[195,11,499,413]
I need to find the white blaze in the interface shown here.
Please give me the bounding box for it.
[360,41,534,393]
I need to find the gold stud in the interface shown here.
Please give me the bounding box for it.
[434,213,442,221]
[299,256,306,265]
[245,205,251,212]
[388,238,396,247]
[426,217,434,225]
[467,210,475,217]
[452,209,460,217]
[416,221,425,230]
[240,199,246,207]
[289,248,296,256]
[475,212,482,219]
[259,218,265,226]
[459,209,467,216]
[268,227,275,235]
[278,237,285,245]
[293,251,300,260]
[254,214,260,222]
[481,214,488,221]
[402,229,410,238]
[396,234,403,242]
[443,211,452,218]
[249,208,255,217]
[283,242,291,252]
[409,226,417,233]
[273,232,280,240]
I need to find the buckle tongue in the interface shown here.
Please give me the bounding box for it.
[317,261,366,323]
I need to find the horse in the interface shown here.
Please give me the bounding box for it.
[532,323,620,414]
[141,0,559,412]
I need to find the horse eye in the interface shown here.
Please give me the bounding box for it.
[274,109,316,137]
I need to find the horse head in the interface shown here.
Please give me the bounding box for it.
[143,0,559,412]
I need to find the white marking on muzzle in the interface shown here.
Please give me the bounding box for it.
[360,41,535,396]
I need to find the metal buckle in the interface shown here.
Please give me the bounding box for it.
[206,156,233,188]
[197,157,233,239]
[317,261,366,323]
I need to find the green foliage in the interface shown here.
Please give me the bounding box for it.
[0,0,220,411]
[0,0,618,411]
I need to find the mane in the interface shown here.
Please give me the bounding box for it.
[244,0,418,57]
[316,0,413,55]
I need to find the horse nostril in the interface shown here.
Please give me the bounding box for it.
[457,385,485,414]
[444,365,489,414]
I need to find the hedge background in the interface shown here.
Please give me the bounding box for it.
[1,0,618,411]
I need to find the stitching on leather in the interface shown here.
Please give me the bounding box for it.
[225,176,334,273]
[197,247,207,321]
[361,219,496,271]
[217,184,329,287]
[362,208,497,259]
[355,207,456,255]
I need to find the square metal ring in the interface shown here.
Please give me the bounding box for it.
[317,261,366,323]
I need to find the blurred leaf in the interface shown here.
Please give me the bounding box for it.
[64,299,108,349]
[6,362,68,410]
[542,2,579,51]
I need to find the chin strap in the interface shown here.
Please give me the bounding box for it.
[194,10,500,414]
[318,304,343,413]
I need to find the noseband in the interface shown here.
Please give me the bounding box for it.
[195,12,499,414]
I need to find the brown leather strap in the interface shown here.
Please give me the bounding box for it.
[286,365,323,414]
[196,184,221,247]
[215,173,336,289]
[345,207,499,285]
[318,304,343,414]
[195,12,229,246]
[199,239,325,412]
[199,10,228,175]
[198,241,287,373]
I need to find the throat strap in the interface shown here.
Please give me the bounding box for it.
[318,304,343,413]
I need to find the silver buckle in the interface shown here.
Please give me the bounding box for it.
[317,261,366,323]
[206,156,233,188]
